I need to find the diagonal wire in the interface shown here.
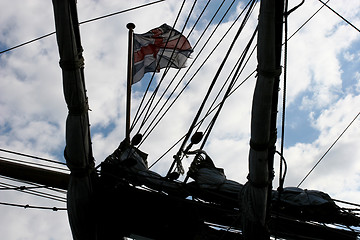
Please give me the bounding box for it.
[287,0,330,41]
[140,0,250,143]
[297,111,360,187]
[131,0,213,133]
[136,0,196,133]
[79,0,165,25]
[317,0,360,33]
[200,24,258,150]
[0,0,166,55]
[149,0,331,168]
[137,0,236,138]
[0,201,66,211]
[149,69,256,169]
[0,148,66,166]
[0,175,67,195]
[0,180,66,202]
[131,0,225,135]
[129,0,187,133]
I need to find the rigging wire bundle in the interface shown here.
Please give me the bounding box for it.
[1,2,360,238]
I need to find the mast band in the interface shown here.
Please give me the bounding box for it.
[256,67,282,78]
[67,103,89,116]
[59,57,84,70]
[249,140,269,151]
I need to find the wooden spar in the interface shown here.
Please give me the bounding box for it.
[0,159,69,190]
[242,0,282,239]
[126,23,135,142]
[1,158,358,239]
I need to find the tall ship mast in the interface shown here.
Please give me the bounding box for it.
[0,0,360,239]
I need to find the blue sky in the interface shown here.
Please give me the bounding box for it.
[0,0,360,239]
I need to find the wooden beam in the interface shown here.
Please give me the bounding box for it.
[0,159,69,190]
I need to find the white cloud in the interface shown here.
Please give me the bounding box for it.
[0,190,70,240]
[282,94,360,201]
[285,0,360,109]
[344,51,355,61]
[355,71,360,93]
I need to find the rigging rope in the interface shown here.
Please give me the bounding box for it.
[79,0,165,25]
[131,0,227,135]
[287,0,330,42]
[129,0,187,133]
[193,44,257,137]
[317,0,360,33]
[0,201,66,211]
[279,0,289,192]
[147,0,356,183]
[181,3,257,141]
[134,0,195,134]
[0,0,166,55]
[0,175,67,195]
[0,185,46,190]
[139,0,333,169]
[0,180,66,202]
[200,24,258,150]
[0,148,66,166]
[167,0,257,175]
[200,32,257,149]
[132,0,215,134]
[138,0,250,144]
[333,198,360,208]
[297,111,360,187]
[148,68,257,169]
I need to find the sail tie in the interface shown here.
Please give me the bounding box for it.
[59,57,84,71]
[246,175,269,188]
[256,66,282,78]
[249,134,276,152]
[67,102,89,116]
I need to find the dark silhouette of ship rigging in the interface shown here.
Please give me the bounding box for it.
[0,0,359,239]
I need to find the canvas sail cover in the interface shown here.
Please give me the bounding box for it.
[52,0,97,239]
[102,140,184,196]
[242,0,278,238]
[273,187,336,207]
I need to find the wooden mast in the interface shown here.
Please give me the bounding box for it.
[52,0,97,239]
[242,0,283,239]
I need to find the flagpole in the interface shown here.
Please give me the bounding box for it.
[126,23,135,143]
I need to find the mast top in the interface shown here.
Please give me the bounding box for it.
[127,22,135,30]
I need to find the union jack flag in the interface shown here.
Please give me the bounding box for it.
[132,24,193,84]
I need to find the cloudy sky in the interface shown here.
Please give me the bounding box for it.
[0,0,360,239]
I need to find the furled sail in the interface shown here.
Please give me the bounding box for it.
[52,0,97,239]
